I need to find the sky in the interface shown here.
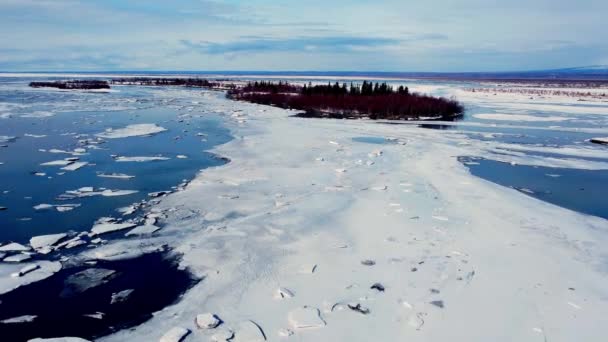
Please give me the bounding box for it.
[1,0,607,72]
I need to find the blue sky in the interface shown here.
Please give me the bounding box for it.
[1,0,607,72]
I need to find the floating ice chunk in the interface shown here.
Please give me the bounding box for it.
[61,162,88,171]
[2,262,60,295]
[4,253,32,263]
[275,287,295,299]
[1,315,37,323]
[100,189,138,197]
[371,185,387,191]
[232,321,266,342]
[159,327,191,342]
[0,135,17,143]
[176,155,188,159]
[91,222,136,235]
[33,204,54,211]
[125,225,161,236]
[56,204,81,212]
[288,307,326,329]
[21,111,54,118]
[110,289,134,304]
[97,172,135,179]
[61,268,117,297]
[96,124,167,139]
[115,156,170,162]
[28,337,91,342]
[24,134,46,138]
[41,160,74,167]
[195,313,223,329]
[30,233,67,250]
[0,242,30,252]
[83,312,105,320]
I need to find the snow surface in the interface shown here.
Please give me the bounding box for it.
[97,89,608,342]
[96,124,167,139]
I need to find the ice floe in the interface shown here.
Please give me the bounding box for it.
[97,172,135,179]
[114,156,170,162]
[1,315,37,323]
[0,261,62,295]
[96,123,167,139]
[30,233,67,250]
[0,242,30,252]
[110,289,134,304]
[61,268,117,297]
[91,222,137,235]
[3,253,32,262]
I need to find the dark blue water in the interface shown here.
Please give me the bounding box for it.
[461,157,608,219]
[0,81,231,243]
[0,252,197,342]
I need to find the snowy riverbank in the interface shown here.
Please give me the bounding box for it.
[97,91,608,342]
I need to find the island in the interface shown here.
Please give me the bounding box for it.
[228,81,464,120]
[29,80,110,90]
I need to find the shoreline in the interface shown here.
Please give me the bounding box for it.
[99,90,607,341]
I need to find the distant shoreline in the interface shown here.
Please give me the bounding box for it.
[4,68,608,82]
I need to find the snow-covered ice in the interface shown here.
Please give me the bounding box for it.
[47,87,608,342]
[30,233,67,249]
